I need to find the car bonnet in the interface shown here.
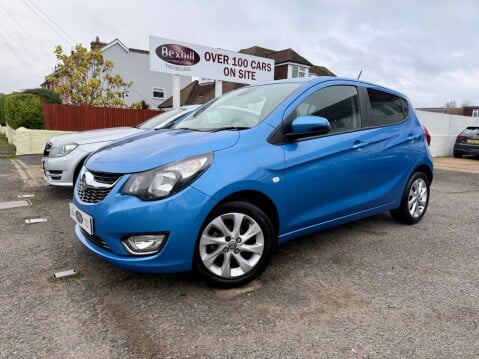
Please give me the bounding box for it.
[49,127,143,146]
[85,129,240,174]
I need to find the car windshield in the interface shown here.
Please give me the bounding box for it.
[137,108,186,130]
[173,82,302,131]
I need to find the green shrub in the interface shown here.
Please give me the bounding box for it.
[4,94,43,129]
[0,95,6,126]
[22,88,62,104]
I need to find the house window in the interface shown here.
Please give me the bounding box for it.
[153,87,165,99]
[290,65,308,78]
[472,109,479,117]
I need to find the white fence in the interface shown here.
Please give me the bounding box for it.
[416,110,479,157]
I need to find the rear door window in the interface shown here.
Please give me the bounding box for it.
[367,88,408,126]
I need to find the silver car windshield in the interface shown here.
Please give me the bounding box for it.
[173,82,302,131]
[137,108,185,130]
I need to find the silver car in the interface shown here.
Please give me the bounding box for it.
[42,105,200,187]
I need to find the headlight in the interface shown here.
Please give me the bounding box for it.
[49,143,78,158]
[122,153,213,201]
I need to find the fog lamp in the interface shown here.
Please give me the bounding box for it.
[122,234,167,255]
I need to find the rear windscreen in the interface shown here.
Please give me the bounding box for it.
[463,127,479,135]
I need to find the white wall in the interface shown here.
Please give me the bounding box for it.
[1,124,74,155]
[416,110,479,157]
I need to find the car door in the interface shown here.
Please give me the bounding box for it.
[361,87,423,207]
[279,84,375,235]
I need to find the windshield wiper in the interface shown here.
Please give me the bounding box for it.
[208,126,250,132]
[176,127,205,132]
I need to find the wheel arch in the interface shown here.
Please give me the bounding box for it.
[214,190,280,239]
[414,164,433,184]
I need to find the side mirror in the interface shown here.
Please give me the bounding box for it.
[286,115,331,140]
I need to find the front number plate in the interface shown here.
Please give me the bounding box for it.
[69,202,94,235]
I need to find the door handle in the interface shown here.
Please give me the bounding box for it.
[352,141,368,151]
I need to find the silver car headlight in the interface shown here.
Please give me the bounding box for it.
[122,153,213,201]
[49,143,78,158]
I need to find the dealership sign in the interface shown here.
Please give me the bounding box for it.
[149,36,275,84]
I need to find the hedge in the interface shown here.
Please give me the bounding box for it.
[4,94,43,129]
[0,95,6,126]
[22,88,62,104]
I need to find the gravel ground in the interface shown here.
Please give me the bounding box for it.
[0,157,478,359]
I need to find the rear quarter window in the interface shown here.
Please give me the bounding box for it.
[367,88,408,126]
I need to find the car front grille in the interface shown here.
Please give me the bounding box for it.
[81,229,111,251]
[77,170,122,204]
[92,173,121,185]
[43,142,52,156]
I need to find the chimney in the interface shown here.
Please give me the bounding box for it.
[90,36,106,51]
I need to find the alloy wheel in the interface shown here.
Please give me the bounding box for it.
[199,212,265,278]
[408,177,428,218]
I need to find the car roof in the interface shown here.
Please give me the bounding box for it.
[259,76,408,101]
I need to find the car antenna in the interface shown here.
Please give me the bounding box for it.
[357,70,363,79]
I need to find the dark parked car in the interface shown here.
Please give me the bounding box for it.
[453,127,479,158]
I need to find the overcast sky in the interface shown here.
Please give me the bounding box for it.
[0,0,478,107]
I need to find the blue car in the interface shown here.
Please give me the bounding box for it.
[71,77,433,287]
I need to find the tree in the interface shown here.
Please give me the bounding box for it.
[50,44,133,107]
[445,99,475,108]
[445,100,457,108]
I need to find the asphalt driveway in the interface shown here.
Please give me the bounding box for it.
[0,156,478,358]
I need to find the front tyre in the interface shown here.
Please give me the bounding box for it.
[390,172,430,225]
[194,201,274,288]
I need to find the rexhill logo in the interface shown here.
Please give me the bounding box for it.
[156,44,200,66]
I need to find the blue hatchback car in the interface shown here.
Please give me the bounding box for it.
[71,77,433,287]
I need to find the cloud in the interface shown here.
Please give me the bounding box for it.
[0,0,478,106]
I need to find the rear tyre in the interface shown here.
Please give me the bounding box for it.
[194,201,274,288]
[453,151,462,158]
[390,172,430,225]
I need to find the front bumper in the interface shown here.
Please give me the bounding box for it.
[43,149,88,186]
[72,176,214,273]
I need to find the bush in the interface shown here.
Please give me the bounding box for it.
[4,94,43,129]
[0,95,6,126]
[22,88,62,104]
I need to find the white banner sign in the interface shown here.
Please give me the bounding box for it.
[149,36,275,84]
